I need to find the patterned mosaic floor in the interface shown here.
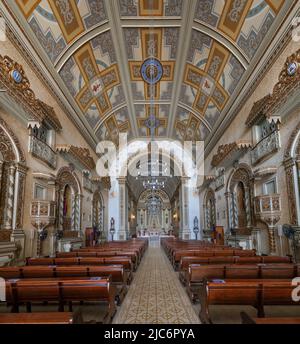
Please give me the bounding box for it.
[113,239,200,324]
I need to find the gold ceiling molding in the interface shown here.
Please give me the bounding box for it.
[267,48,300,115]
[56,144,95,171]
[211,140,252,167]
[0,55,62,131]
[246,48,300,125]
[245,94,272,127]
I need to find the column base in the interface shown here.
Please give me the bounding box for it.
[10,229,26,261]
[117,231,127,241]
[181,231,190,240]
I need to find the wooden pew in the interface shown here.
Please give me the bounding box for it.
[240,312,300,324]
[198,279,298,324]
[186,264,300,302]
[178,256,294,285]
[58,250,139,270]
[0,265,128,305]
[172,249,256,269]
[26,257,133,284]
[5,277,116,324]
[0,312,81,324]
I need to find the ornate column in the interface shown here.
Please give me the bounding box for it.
[4,164,16,230]
[71,194,76,230]
[284,157,299,225]
[59,189,64,230]
[75,194,82,231]
[117,177,127,240]
[225,191,233,230]
[244,186,251,228]
[0,161,3,196]
[11,163,27,260]
[180,176,190,239]
[144,209,147,229]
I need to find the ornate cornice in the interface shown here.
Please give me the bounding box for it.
[56,145,95,171]
[0,54,62,131]
[101,176,111,190]
[245,94,271,127]
[211,140,252,167]
[267,47,300,116]
[37,100,62,131]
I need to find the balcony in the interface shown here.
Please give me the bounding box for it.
[29,135,57,169]
[251,130,280,165]
[254,194,281,227]
[30,200,56,231]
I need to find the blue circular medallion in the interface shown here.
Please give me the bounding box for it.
[287,62,298,76]
[140,58,163,84]
[11,70,22,83]
[145,114,160,129]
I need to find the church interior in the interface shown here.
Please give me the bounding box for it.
[1,0,300,326]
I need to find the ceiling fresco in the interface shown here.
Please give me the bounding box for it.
[5,0,290,147]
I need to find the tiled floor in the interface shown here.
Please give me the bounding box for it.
[113,239,200,324]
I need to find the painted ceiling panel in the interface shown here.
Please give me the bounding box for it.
[9,0,291,146]
[118,0,184,17]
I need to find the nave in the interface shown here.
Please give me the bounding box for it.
[113,239,200,324]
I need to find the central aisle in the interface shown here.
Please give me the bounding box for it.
[113,239,200,324]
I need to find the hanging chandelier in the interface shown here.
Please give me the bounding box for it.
[143,178,165,190]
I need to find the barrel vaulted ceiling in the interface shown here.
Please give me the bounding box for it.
[1,0,295,151]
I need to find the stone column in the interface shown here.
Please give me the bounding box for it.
[244,186,251,228]
[4,164,16,230]
[11,163,27,260]
[180,176,190,239]
[71,194,76,230]
[225,191,233,230]
[0,161,3,197]
[59,190,64,230]
[117,177,127,240]
[284,158,299,225]
[268,227,277,255]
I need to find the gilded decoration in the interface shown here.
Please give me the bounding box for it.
[211,141,252,167]
[0,55,61,130]
[56,145,95,171]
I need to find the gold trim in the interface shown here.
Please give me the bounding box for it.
[48,0,84,44]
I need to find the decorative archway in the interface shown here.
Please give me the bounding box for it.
[56,166,82,231]
[226,164,254,234]
[0,118,27,235]
[203,188,216,233]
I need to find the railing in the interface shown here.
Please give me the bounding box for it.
[251,130,280,165]
[29,135,57,169]
[254,194,281,214]
[254,194,281,227]
[30,200,56,231]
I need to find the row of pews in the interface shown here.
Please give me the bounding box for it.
[0,239,148,324]
[162,238,300,324]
